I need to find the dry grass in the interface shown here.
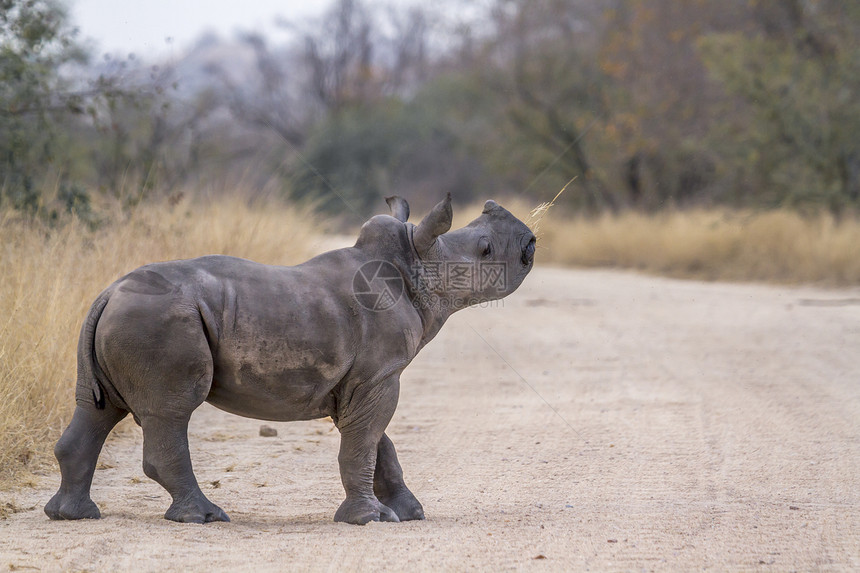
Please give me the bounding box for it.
[524,180,571,238]
[533,208,860,285]
[452,198,860,285]
[0,196,322,488]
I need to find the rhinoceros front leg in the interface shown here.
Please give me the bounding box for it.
[333,375,401,525]
[374,433,425,521]
[140,414,229,523]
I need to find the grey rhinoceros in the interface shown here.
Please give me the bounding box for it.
[45,194,535,525]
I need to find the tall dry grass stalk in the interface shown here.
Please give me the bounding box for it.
[524,180,571,238]
[0,196,322,488]
[535,208,860,285]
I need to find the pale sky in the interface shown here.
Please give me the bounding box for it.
[68,0,360,58]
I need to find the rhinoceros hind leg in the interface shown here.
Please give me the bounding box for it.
[140,414,229,524]
[373,433,424,521]
[45,400,127,520]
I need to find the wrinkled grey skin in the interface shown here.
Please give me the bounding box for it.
[45,194,535,525]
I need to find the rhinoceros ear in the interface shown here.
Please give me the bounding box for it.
[413,193,453,256]
[385,195,410,222]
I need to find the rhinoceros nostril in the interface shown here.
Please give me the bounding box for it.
[522,237,536,265]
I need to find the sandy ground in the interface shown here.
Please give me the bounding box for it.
[2,265,859,571]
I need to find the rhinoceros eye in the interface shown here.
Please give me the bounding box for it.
[480,238,492,258]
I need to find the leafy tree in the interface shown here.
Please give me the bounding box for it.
[699,1,860,211]
[477,0,622,212]
[0,0,88,211]
[288,100,477,215]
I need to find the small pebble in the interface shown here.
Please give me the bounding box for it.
[259,425,278,437]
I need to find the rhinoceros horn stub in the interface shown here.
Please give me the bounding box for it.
[483,199,502,214]
[385,195,410,222]
[413,193,453,257]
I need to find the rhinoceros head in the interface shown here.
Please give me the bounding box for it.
[360,194,535,314]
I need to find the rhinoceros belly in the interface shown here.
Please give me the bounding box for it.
[205,342,351,422]
[206,364,341,422]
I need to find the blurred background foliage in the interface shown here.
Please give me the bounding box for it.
[2,0,859,219]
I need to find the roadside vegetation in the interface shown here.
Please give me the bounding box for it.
[537,208,860,285]
[472,199,860,285]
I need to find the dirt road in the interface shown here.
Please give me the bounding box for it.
[2,266,859,571]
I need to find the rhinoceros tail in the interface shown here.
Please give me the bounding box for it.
[74,288,114,409]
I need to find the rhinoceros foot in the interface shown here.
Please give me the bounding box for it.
[164,494,230,524]
[44,493,101,520]
[379,489,425,522]
[334,497,400,525]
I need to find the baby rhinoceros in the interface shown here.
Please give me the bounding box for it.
[45,194,536,525]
